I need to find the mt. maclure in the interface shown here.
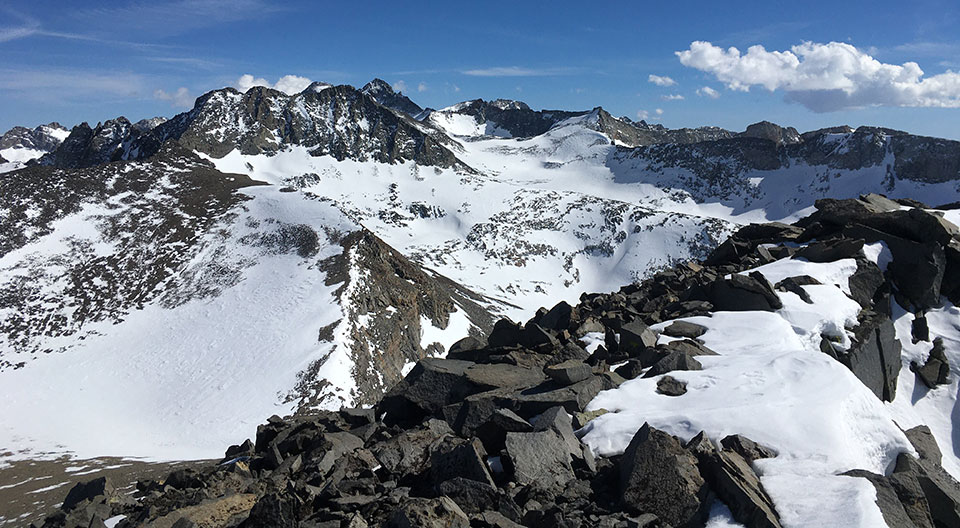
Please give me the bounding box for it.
[2,78,960,527]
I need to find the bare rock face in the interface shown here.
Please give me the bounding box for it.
[827,309,901,402]
[620,424,711,527]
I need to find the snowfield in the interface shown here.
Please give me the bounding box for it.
[580,248,960,527]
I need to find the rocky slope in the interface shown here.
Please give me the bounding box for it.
[33,195,960,528]
[0,143,496,459]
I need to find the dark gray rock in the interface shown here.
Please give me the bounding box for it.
[720,435,777,463]
[709,272,782,312]
[515,375,605,415]
[733,222,804,243]
[911,338,950,389]
[544,359,593,385]
[831,310,901,401]
[465,363,545,391]
[774,275,821,304]
[539,301,574,331]
[620,424,711,527]
[895,453,960,528]
[847,260,886,308]
[905,425,943,465]
[844,469,928,528]
[379,358,477,421]
[505,430,576,487]
[519,323,560,350]
[701,450,781,528]
[387,497,470,528]
[644,351,702,378]
[656,376,687,396]
[912,314,930,343]
[888,241,946,310]
[532,406,583,461]
[662,320,708,339]
[488,319,524,348]
[447,336,486,360]
[431,437,496,488]
[61,477,115,512]
[620,319,659,357]
[615,359,646,380]
[796,238,864,263]
[661,339,718,357]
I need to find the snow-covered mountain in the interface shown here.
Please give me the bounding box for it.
[0,122,69,172]
[1,80,959,471]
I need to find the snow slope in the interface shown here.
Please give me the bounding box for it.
[579,247,960,527]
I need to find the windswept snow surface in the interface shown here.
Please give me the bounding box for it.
[579,251,960,527]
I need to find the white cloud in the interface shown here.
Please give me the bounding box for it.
[0,69,146,100]
[392,80,408,93]
[417,82,427,92]
[153,87,193,108]
[677,40,960,112]
[637,110,650,120]
[656,108,664,115]
[235,74,312,95]
[452,84,461,92]
[661,94,685,101]
[697,86,720,98]
[462,66,577,77]
[648,74,677,87]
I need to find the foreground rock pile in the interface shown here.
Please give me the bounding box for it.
[38,195,960,527]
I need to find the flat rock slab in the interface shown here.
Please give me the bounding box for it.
[504,430,575,488]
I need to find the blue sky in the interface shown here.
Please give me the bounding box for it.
[2,0,959,138]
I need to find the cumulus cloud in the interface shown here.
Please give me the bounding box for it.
[648,74,677,87]
[417,82,427,92]
[676,40,960,112]
[637,109,662,121]
[697,86,720,98]
[235,74,313,95]
[661,94,685,101]
[392,80,408,93]
[153,87,193,108]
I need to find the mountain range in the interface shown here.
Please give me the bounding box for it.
[1,77,959,487]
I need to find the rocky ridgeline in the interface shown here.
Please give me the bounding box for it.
[0,122,68,152]
[36,195,960,528]
[36,83,465,171]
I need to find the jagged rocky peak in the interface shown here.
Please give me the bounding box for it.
[429,98,585,138]
[39,82,465,170]
[131,116,167,133]
[361,78,424,116]
[741,120,801,145]
[584,107,735,147]
[0,122,71,169]
[40,117,141,169]
[303,80,333,93]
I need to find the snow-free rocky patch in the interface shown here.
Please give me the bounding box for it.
[34,195,960,528]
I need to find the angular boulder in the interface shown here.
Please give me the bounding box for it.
[619,424,711,527]
[387,497,470,528]
[504,430,575,488]
[831,310,901,401]
[709,272,782,312]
